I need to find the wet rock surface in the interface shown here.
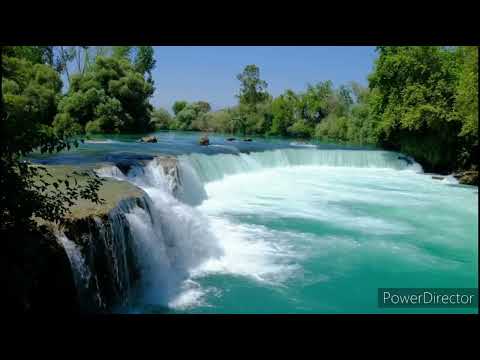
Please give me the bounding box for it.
[138,135,158,143]
[454,170,479,186]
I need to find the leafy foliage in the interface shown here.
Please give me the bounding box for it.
[1,46,105,235]
[368,46,472,172]
[236,64,270,108]
[55,56,155,135]
[172,100,188,115]
[151,107,173,130]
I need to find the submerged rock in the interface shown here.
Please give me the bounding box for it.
[454,170,478,186]
[138,135,157,143]
[226,137,236,141]
[243,138,252,142]
[199,135,210,146]
[432,175,445,180]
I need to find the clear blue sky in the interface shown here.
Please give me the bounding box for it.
[150,46,378,113]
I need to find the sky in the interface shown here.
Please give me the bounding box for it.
[150,46,378,112]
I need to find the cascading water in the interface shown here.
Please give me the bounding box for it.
[59,147,477,313]
[178,149,423,183]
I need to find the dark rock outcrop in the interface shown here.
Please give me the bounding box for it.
[138,136,157,143]
[151,156,181,194]
[243,138,252,142]
[114,159,144,176]
[454,170,479,186]
[1,226,80,313]
[199,135,209,146]
[61,198,147,312]
[226,137,236,141]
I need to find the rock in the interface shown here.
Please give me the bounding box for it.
[199,135,209,146]
[2,226,80,313]
[432,176,444,180]
[150,156,181,194]
[114,159,144,176]
[454,170,478,186]
[139,136,157,143]
[243,138,252,142]
[226,137,236,141]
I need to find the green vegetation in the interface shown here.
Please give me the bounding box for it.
[1,46,105,233]
[55,56,155,135]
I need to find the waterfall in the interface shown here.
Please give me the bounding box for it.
[179,148,423,184]
[58,147,424,312]
[58,197,147,311]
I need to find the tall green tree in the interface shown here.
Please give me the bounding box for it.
[270,90,299,136]
[172,100,188,115]
[236,64,269,108]
[454,46,478,169]
[134,46,156,81]
[112,46,133,60]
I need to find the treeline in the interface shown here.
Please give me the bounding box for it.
[153,64,372,139]
[153,47,478,173]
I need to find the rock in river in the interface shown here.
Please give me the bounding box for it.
[199,135,210,146]
[138,136,157,143]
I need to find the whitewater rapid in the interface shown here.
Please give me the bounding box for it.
[63,148,477,312]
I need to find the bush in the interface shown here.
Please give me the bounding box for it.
[288,119,313,138]
[151,108,173,130]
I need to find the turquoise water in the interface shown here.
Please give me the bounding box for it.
[35,131,478,314]
[186,166,477,314]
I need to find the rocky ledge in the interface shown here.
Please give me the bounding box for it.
[31,157,180,313]
[453,169,479,186]
[29,165,147,312]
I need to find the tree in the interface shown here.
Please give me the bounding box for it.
[134,46,156,81]
[454,46,478,169]
[270,90,299,136]
[368,46,462,172]
[175,106,197,130]
[112,46,133,60]
[3,46,54,66]
[236,64,269,108]
[1,46,104,232]
[172,100,188,116]
[192,101,211,114]
[55,46,76,85]
[151,107,173,129]
[54,56,155,134]
[300,81,334,124]
[288,119,313,138]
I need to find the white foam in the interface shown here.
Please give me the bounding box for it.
[84,139,120,144]
[441,174,460,185]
